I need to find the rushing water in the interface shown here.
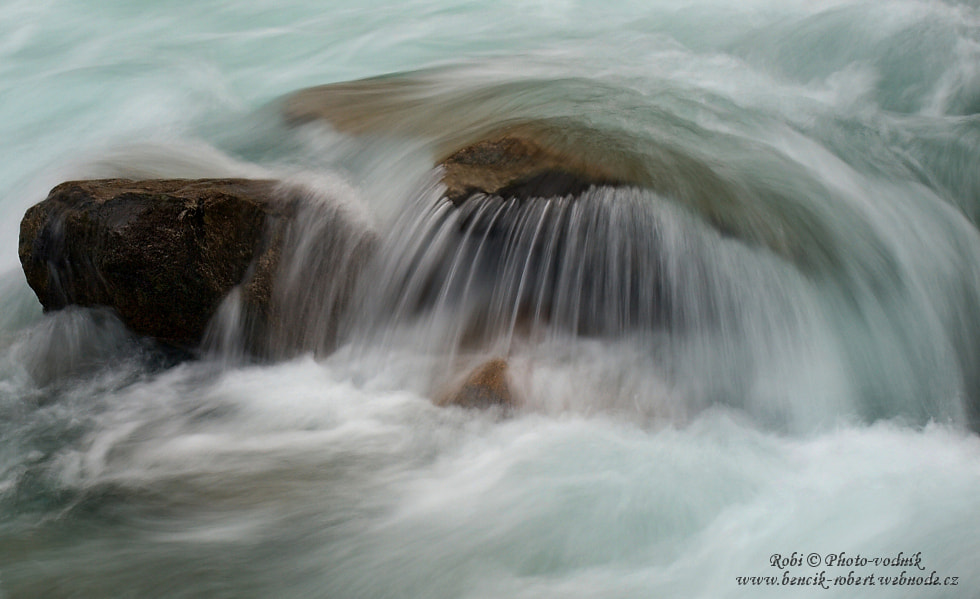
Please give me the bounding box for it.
[3,1,980,597]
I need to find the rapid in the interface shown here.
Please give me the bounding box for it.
[2,1,980,597]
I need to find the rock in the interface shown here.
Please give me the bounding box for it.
[438,133,632,205]
[18,178,375,355]
[435,358,517,410]
[19,179,284,347]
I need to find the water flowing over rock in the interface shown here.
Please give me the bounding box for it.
[19,179,377,357]
[285,75,858,277]
[431,123,851,279]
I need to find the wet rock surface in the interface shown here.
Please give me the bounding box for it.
[18,178,376,355]
[438,134,631,204]
[19,179,289,347]
[435,358,518,410]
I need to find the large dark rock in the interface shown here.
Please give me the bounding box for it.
[19,179,289,347]
[19,179,376,355]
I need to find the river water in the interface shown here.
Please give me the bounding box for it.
[2,1,980,597]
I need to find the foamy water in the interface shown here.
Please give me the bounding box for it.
[2,1,980,597]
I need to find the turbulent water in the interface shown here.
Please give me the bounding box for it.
[3,0,980,597]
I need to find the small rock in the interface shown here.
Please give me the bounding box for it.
[435,358,517,410]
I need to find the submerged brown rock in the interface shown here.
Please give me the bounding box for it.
[18,178,376,355]
[435,358,517,410]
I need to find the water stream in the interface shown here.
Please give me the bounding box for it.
[2,1,980,597]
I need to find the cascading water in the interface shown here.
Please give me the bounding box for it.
[2,0,980,597]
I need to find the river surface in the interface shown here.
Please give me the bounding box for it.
[2,1,980,597]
